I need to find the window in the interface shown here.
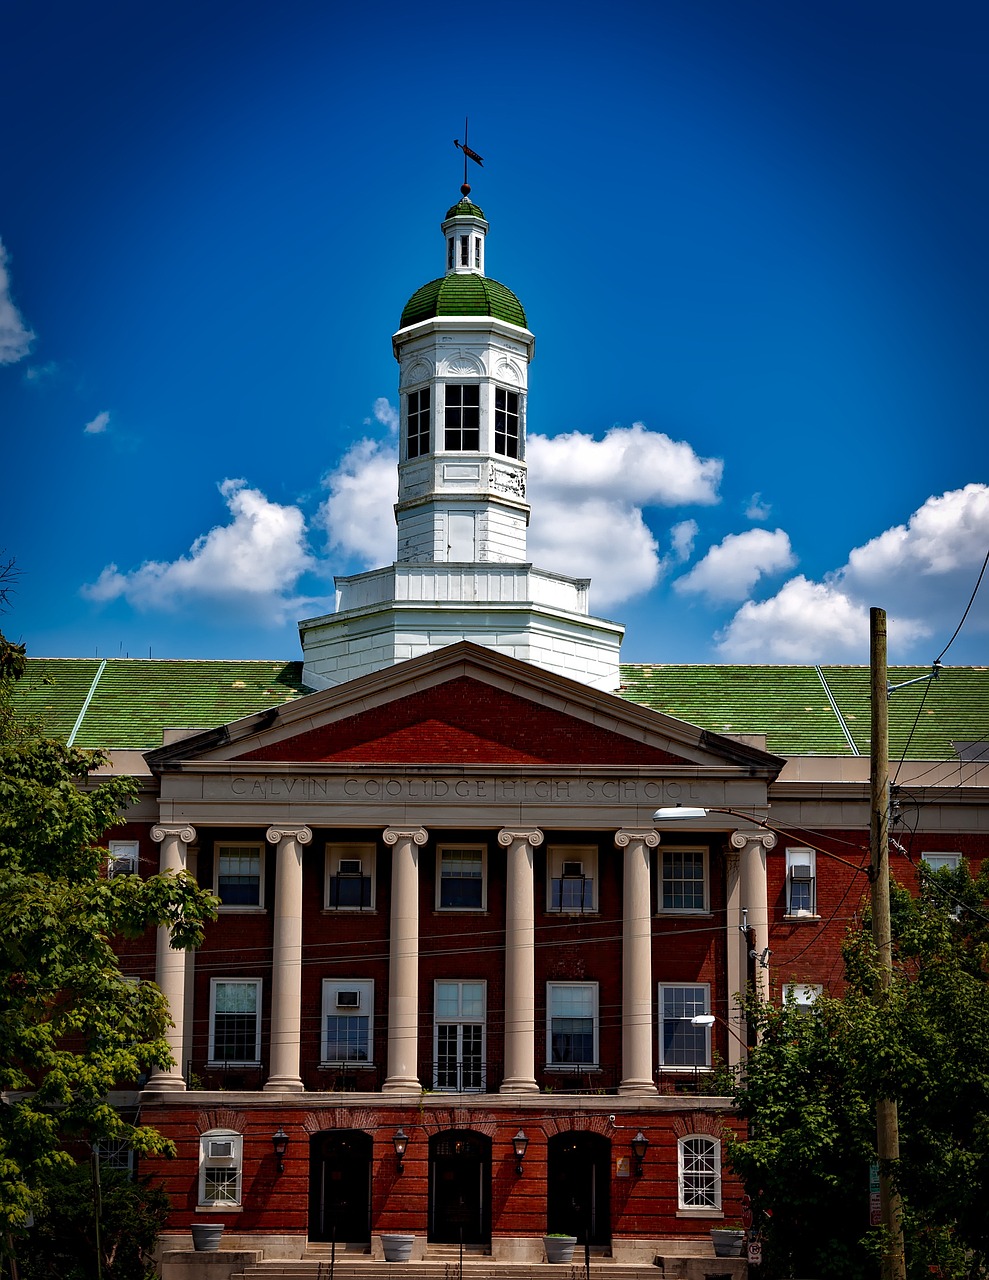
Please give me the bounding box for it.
[923,852,961,872]
[678,1136,721,1211]
[326,843,375,910]
[96,1140,135,1178]
[494,387,520,458]
[209,980,261,1065]
[474,236,481,268]
[199,1129,243,1206]
[659,984,710,1067]
[786,847,816,916]
[547,982,598,1067]
[460,234,469,266]
[215,844,264,908]
[785,983,822,1012]
[444,384,480,450]
[547,845,597,913]
[406,388,430,459]
[434,980,486,1091]
[437,845,486,910]
[447,237,454,270]
[107,840,139,877]
[322,979,373,1063]
[659,848,709,913]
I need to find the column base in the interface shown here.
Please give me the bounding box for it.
[263,1076,305,1093]
[499,1077,540,1094]
[381,1075,422,1093]
[618,1079,658,1096]
[145,1072,187,1092]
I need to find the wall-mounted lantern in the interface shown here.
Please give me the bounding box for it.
[631,1130,649,1177]
[271,1125,290,1174]
[512,1129,529,1175]
[392,1127,409,1173]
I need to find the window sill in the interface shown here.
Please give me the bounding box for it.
[655,910,712,918]
[205,1062,262,1070]
[434,908,488,915]
[197,1204,243,1213]
[660,1064,713,1073]
[783,913,821,922]
[318,1062,376,1070]
[544,1064,601,1073]
[216,905,266,914]
[547,910,600,918]
[676,1208,722,1219]
[321,907,377,915]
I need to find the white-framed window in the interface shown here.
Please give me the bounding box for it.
[547,845,597,913]
[406,387,431,459]
[786,846,817,917]
[209,979,261,1065]
[199,1129,243,1206]
[433,980,486,1091]
[659,847,709,913]
[443,384,480,450]
[107,840,139,878]
[547,982,599,1068]
[659,983,711,1067]
[321,978,373,1064]
[494,387,520,458]
[678,1135,722,1210]
[437,845,486,910]
[96,1139,135,1178]
[326,843,375,910]
[784,983,823,1012]
[214,843,264,909]
[922,852,961,872]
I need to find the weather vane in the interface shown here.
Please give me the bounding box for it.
[454,117,483,196]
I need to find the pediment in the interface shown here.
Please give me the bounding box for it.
[145,643,783,775]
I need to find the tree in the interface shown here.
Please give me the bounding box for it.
[0,629,217,1253]
[729,861,989,1280]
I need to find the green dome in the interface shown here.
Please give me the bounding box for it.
[445,198,486,220]
[400,275,527,329]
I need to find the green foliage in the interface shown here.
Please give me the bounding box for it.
[0,629,218,1247]
[19,1162,169,1280]
[729,861,989,1279]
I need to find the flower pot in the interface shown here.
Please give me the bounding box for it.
[711,1228,745,1257]
[191,1222,225,1251]
[381,1234,415,1262]
[543,1235,577,1263]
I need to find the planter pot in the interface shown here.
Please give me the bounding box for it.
[381,1234,415,1263]
[711,1228,745,1258]
[191,1222,225,1251]
[544,1236,578,1263]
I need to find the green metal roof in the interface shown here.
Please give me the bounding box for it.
[11,657,985,760]
[619,663,988,759]
[400,275,527,329]
[445,199,486,220]
[11,659,308,751]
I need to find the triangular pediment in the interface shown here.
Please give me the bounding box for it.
[144,642,783,775]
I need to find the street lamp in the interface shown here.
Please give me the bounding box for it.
[392,1128,409,1173]
[630,1131,649,1177]
[271,1125,290,1174]
[512,1129,529,1175]
[652,807,709,821]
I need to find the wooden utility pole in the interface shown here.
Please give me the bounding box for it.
[870,607,906,1280]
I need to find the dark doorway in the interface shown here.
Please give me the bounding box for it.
[428,1130,491,1244]
[309,1129,372,1244]
[547,1131,611,1245]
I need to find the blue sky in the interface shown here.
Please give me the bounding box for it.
[2,0,987,668]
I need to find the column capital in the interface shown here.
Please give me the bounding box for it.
[266,825,313,845]
[151,824,196,845]
[497,828,544,848]
[730,828,777,851]
[383,827,428,847]
[614,827,660,849]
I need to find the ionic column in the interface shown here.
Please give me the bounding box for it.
[148,824,196,1091]
[263,825,312,1092]
[498,827,543,1093]
[382,827,427,1092]
[615,828,660,1095]
[731,828,777,1020]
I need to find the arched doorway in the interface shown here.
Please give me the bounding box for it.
[547,1131,611,1245]
[428,1130,491,1244]
[308,1129,372,1244]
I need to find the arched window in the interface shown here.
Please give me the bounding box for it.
[199,1129,243,1206]
[678,1135,721,1210]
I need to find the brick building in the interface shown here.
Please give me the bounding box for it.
[16,186,988,1271]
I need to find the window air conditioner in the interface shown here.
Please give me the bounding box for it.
[790,864,813,881]
[561,861,584,877]
[207,1140,235,1160]
[338,859,363,876]
[336,990,361,1009]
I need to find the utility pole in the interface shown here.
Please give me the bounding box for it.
[870,607,906,1280]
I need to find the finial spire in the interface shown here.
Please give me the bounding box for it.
[453,117,484,196]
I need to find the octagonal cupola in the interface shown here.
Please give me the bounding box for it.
[442,197,488,275]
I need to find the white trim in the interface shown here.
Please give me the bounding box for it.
[433,979,487,1091]
[199,1128,243,1207]
[922,851,961,871]
[321,978,374,1065]
[546,980,599,1068]
[678,1135,722,1211]
[436,844,487,911]
[659,983,711,1067]
[107,840,139,878]
[785,846,816,918]
[214,842,265,911]
[657,846,710,915]
[546,844,598,913]
[208,978,262,1066]
[325,842,376,910]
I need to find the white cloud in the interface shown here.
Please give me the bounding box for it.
[84,410,110,435]
[668,519,699,564]
[530,498,661,609]
[0,240,34,365]
[675,528,797,604]
[24,360,57,383]
[527,422,722,507]
[745,492,771,520]
[82,479,319,622]
[717,484,989,661]
[316,437,399,566]
[371,397,399,433]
